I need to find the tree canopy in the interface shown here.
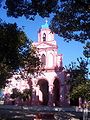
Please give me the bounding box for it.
[83,41,90,58]
[3,0,90,43]
[50,0,90,43]
[0,22,26,88]
[66,58,90,101]
[71,81,90,101]
[0,22,26,69]
[0,21,41,88]
[5,0,58,19]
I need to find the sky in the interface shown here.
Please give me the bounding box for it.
[0,6,86,68]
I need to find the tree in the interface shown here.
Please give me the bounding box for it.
[3,0,90,43]
[0,22,25,88]
[71,81,90,101]
[4,0,58,19]
[22,43,41,75]
[66,58,88,87]
[0,21,41,88]
[83,41,90,59]
[50,0,90,43]
[66,58,89,103]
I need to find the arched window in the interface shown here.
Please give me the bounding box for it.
[43,33,46,41]
[41,54,46,66]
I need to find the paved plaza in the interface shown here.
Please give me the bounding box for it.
[0,105,90,120]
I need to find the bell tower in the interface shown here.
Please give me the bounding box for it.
[32,21,66,107]
[33,20,63,70]
[38,20,55,43]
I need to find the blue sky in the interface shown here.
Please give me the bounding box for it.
[0,6,85,67]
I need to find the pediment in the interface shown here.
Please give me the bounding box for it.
[33,42,57,49]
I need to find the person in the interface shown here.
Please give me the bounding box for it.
[78,97,83,111]
[83,100,88,120]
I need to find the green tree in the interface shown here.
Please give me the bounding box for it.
[19,42,41,78]
[71,81,90,101]
[66,58,89,102]
[83,41,90,58]
[3,0,90,43]
[4,0,58,19]
[0,22,26,88]
[0,21,41,88]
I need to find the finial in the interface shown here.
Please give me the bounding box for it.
[45,19,48,24]
[45,17,48,24]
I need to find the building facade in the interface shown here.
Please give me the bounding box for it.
[4,22,68,106]
[31,22,68,106]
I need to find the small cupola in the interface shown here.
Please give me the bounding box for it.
[38,20,54,43]
[41,20,49,29]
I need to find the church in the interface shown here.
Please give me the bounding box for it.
[4,21,69,106]
[31,21,68,106]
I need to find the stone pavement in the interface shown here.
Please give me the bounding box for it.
[0,105,90,119]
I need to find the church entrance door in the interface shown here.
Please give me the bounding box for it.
[37,79,49,105]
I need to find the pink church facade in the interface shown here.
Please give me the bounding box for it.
[4,22,69,106]
[31,22,68,106]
